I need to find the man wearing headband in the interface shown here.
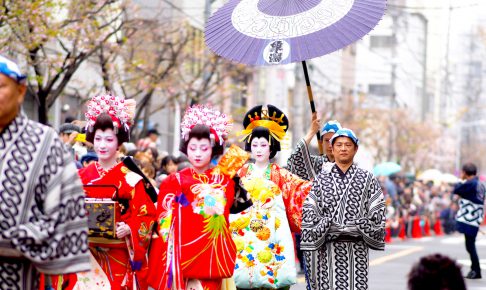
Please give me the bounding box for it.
[300,128,386,290]
[287,112,341,180]
[0,55,90,289]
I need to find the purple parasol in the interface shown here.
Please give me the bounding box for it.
[205,0,387,66]
[205,0,386,154]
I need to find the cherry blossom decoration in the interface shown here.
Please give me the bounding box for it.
[85,92,136,132]
[180,104,233,146]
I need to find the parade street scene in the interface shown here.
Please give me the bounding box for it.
[1,0,486,290]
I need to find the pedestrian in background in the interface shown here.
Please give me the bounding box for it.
[155,154,178,187]
[137,128,159,150]
[80,151,98,168]
[58,122,89,167]
[0,54,90,289]
[454,162,485,279]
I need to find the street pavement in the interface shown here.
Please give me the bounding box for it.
[291,230,486,290]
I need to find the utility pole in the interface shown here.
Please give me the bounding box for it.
[388,4,399,162]
[411,13,428,122]
[442,3,452,123]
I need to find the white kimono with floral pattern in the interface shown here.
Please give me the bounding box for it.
[230,163,311,289]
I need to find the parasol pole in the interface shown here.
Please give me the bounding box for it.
[301,60,324,155]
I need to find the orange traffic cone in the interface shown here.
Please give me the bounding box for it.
[385,226,392,243]
[411,216,422,239]
[434,219,443,236]
[398,218,406,239]
[424,218,431,236]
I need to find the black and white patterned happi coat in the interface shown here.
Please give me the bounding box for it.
[286,138,329,181]
[300,164,386,290]
[0,114,90,290]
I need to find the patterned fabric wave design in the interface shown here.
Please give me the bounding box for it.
[286,138,328,181]
[457,199,484,227]
[0,114,90,290]
[300,164,385,290]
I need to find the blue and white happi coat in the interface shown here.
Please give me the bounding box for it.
[300,164,385,290]
[286,138,329,181]
[454,176,485,236]
[0,114,90,290]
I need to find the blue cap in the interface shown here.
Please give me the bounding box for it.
[80,151,98,164]
[0,55,26,84]
[321,120,342,135]
[330,128,359,146]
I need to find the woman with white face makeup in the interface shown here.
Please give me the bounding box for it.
[54,94,157,290]
[230,105,312,290]
[147,105,252,290]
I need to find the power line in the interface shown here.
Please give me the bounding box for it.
[388,3,479,10]
[161,0,205,27]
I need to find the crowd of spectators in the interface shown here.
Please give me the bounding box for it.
[379,174,460,238]
[57,121,194,195]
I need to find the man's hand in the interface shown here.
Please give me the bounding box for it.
[304,112,321,145]
[67,131,79,145]
[116,222,131,238]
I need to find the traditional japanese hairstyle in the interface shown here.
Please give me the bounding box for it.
[239,104,289,159]
[179,104,233,158]
[84,92,136,145]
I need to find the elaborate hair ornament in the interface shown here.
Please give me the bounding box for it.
[85,92,135,133]
[180,104,233,145]
[239,106,288,144]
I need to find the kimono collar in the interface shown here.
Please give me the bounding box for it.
[333,163,357,179]
[248,163,271,179]
[0,113,30,163]
[1,112,26,135]
[94,161,119,178]
[0,113,28,150]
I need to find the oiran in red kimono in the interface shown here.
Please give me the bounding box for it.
[148,105,252,290]
[54,93,156,290]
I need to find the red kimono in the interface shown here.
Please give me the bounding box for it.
[80,161,156,289]
[148,146,250,290]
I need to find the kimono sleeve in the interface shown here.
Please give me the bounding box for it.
[275,167,312,233]
[155,174,182,239]
[286,138,326,181]
[353,176,386,251]
[125,180,157,269]
[300,183,341,251]
[5,138,90,274]
[146,174,181,288]
[453,181,475,199]
[453,179,485,204]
